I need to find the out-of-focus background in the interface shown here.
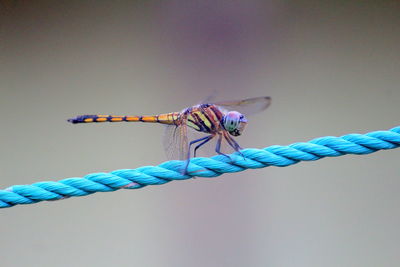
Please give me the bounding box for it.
[1,1,399,266]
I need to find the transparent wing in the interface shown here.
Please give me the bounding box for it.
[162,118,189,161]
[211,96,271,116]
[199,90,218,105]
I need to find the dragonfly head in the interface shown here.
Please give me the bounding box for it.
[223,111,248,136]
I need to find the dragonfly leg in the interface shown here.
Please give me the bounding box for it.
[183,135,212,174]
[215,134,232,160]
[223,132,245,159]
[193,135,214,158]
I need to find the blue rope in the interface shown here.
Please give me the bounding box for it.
[1,126,399,209]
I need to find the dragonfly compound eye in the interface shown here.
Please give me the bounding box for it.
[223,111,245,133]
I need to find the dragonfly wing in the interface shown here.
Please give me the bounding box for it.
[162,120,189,161]
[199,90,218,105]
[211,96,271,116]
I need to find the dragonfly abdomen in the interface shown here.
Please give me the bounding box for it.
[68,113,179,125]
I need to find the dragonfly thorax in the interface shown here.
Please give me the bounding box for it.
[222,111,248,136]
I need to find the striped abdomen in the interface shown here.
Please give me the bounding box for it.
[68,113,180,125]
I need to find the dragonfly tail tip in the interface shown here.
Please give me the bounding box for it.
[67,118,78,124]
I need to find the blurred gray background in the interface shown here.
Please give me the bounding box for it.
[1,1,399,266]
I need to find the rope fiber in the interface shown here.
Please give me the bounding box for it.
[1,126,399,209]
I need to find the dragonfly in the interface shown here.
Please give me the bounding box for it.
[68,96,271,174]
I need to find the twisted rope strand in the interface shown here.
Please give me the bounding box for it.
[1,126,399,209]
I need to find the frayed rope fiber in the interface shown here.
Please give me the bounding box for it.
[1,126,399,209]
